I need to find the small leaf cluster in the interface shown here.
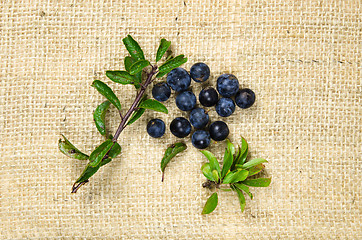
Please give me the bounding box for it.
[200,138,271,214]
[59,35,188,192]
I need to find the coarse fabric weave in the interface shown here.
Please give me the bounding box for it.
[1,0,361,239]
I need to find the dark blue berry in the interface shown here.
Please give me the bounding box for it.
[170,117,192,138]
[215,98,235,117]
[147,119,165,138]
[166,68,191,92]
[199,87,218,107]
[189,108,209,129]
[192,130,211,149]
[235,88,256,109]
[176,91,196,111]
[209,121,229,141]
[152,82,171,102]
[190,62,210,82]
[216,74,239,97]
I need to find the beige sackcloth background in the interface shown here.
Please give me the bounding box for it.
[1,0,361,239]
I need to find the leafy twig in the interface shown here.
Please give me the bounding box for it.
[59,35,187,193]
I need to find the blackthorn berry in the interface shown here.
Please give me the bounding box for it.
[235,88,256,109]
[209,121,229,141]
[191,130,211,149]
[170,117,192,138]
[147,119,166,138]
[189,108,209,129]
[190,62,210,82]
[215,97,235,117]
[166,68,191,92]
[176,91,196,111]
[199,87,218,107]
[216,74,239,97]
[152,82,171,102]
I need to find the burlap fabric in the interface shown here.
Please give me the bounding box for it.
[1,0,361,239]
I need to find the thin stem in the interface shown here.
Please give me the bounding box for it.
[112,65,158,142]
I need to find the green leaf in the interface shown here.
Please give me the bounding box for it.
[134,72,142,87]
[230,169,249,183]
[234,137,248,165]
[124,56,136,72]
[91,80,122,111]
[240,137,248,154]
[234,183,253,199]
[93,101,111,136]
[74,163,100,183]
[58,134,89,160]
[129,60,150,75]
[248,164,264,176]
[242,158,268,170]
[122,35,145,61]
[201,163,214,181]
[155,71,168,78]
[99,142,121,168]
[156,55,187,78]
[200,150,220,175]
[127,108,146,125]
[226,139,235,155]
[222,170,237,184]
[113,61,142,89]
[106,71,138,84]
[223,169,249,184]
[100,158,112,167]
[156,39,171,62]
[160,142,187,181]
[202,193,218,214]
[212,170,219,183]
[231,146,241,171]
[242,178,271,187]
[221,144,233,178]
[107,142,121,159]
[88,140,114,167]
[233,185,246,212]
[138,99,168,114]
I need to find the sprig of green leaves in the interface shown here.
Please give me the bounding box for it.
[200,137,271,214]
[59,35,188,193]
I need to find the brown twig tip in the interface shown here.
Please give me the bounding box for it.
[71,181,88,193]
[202,180,216,189]
[161,172,165,182]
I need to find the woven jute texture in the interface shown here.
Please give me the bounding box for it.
[1,0,361,239]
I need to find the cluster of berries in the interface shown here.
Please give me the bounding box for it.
[146,63,255,149]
